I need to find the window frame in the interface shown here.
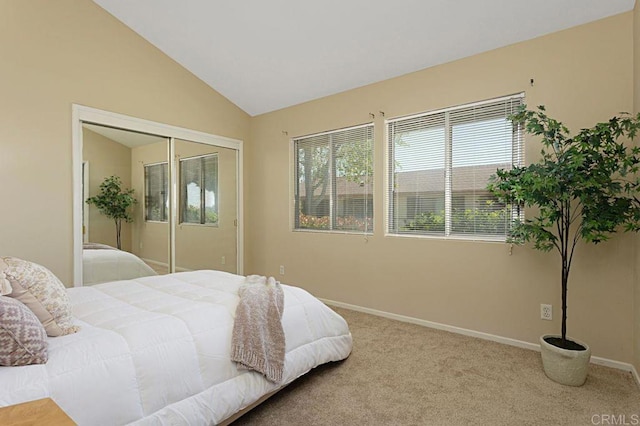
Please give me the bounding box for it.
[292,123,374,234]
[179,153,219,226]
[144,161,169,223]
[385,94,524,242]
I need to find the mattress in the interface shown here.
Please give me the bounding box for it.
[83,248,157,285]
[0,270,353,425]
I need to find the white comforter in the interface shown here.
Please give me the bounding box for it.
[0,270,353,425]
[83,249,157,285]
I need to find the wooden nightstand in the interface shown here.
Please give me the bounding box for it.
[0,398,75,425]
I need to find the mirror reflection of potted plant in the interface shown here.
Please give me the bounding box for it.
[86,175,137,250]
[488,106,640,386]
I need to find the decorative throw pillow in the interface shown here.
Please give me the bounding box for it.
[0,275,10,296]
[1,257,79,337]
[0,296,48,366]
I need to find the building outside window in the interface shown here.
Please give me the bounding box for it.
[387,94,524,240]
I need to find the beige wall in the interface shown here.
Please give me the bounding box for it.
[0,0,250,284]
[634,2,640,375]
[82,129,133,251]
[247,13,635,362]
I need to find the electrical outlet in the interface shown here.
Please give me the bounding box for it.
[279,265,285,275]
[221,256,226,265]
[541,304,552,321]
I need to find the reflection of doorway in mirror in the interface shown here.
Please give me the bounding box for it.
[82,161,89,243]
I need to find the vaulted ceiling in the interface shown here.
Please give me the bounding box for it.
[93,0,635,116]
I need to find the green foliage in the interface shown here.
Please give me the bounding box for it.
[335,139,373,183]
[298,213,330,229]
[487,105,640,342]
[403,205,509,235]
[183,205,218,224]
[184,205,200,223]
[86,176,137,249]
[298,135,373,216]
[404,211,445,233]
[147,204,166,222]
[86,176,137,222]
[452,207,509,235]
[298,213,372,232]
[205,209,218,224]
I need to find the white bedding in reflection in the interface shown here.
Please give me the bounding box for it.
[83,248,157,285]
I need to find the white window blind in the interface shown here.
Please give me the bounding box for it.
[144,162,168,222]
[294,123,374,233]
[388,94,524,240]
[180,154,218,225]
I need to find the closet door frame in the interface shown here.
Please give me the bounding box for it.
[72,104,244,286]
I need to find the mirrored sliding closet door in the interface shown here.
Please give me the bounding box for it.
[73,105,243,286]
[173,140,238,274]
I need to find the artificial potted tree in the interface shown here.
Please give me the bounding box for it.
[488,106,640,386]
[86,175,137,250]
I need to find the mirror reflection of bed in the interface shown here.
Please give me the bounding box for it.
[81,124,238,285]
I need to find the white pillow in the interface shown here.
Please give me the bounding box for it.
[1,257,79,337]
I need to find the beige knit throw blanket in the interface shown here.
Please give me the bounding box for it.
[231,275,285,384]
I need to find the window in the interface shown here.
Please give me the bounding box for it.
[180,154,218,225]
[387,94,524,240]
[144,162,168,222]
[294,123,374,233]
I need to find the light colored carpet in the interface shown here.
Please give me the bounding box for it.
[233,307,640,426]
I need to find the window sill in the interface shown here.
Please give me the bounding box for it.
[293,228,373,236]
[385,232,506,243]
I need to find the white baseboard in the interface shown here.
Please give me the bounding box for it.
[589,355,636,374]
[321,298,639,385]
[632,365,640,389]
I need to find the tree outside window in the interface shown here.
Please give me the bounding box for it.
[294,124,374,233]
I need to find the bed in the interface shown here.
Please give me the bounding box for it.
[82,243,158,285]
[0,269,353,425]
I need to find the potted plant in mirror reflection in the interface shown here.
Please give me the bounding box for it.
[487,105,640,386]
[86,175,137,250]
